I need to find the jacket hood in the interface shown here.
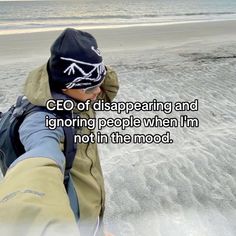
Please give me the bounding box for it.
[24,64,54,106]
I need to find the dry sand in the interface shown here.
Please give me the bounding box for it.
[1,20,236,61]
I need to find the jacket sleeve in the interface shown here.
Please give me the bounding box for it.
[9,112,66,173]
[97,65,119,102]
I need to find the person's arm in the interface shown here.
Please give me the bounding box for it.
[10,112,65,172]
[97,66,119,102]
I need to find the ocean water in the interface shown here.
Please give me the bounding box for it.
[1,0,236,34]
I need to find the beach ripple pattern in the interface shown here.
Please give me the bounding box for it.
[99,45,236,236]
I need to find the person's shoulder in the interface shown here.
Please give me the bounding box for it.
[24,111,57,123]
[20,111,58,133]
[19,110,64,140]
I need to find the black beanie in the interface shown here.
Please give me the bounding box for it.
[48,28,106,90]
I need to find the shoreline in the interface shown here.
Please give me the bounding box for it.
[1,18,236,36]
[1,19,236,63]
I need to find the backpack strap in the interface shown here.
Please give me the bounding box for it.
[63,123,76,186]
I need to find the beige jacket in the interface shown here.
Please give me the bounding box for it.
[24,64,119,227]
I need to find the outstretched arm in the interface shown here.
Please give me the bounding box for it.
[0,111,80,236]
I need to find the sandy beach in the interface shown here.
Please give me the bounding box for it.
[1,20,236,60]
[1,20,236,236]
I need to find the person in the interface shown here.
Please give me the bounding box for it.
[0,28,119,236]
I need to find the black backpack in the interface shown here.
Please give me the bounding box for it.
[0,96,79,220]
